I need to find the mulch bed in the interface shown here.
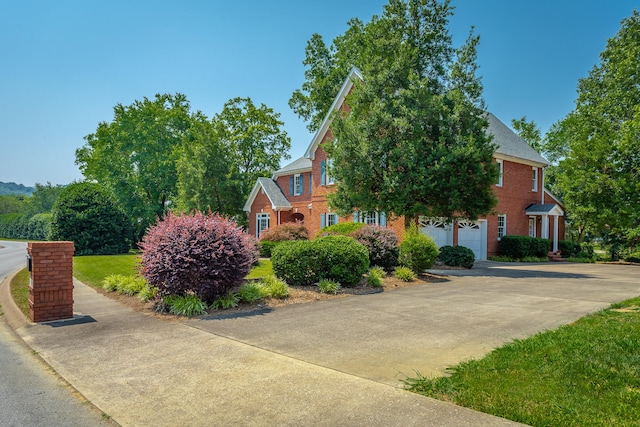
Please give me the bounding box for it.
[92,272,449,320]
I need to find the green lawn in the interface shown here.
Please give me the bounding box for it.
[9,268,30,318]
[73,254,141,288]
[246,259,273,279]
[404,296,640,426]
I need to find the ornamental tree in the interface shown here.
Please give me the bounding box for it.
[292,0,498,223]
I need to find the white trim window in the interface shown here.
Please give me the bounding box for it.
[532,167,538,192]
[352,211,387,226]
[528,217,536,237]
[497,214,507,240]
[496,159,504,187]
[327,213,338,227]
[294,174,302,196]
[256,213,270,238]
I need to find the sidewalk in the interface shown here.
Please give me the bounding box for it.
[0,273,522,426]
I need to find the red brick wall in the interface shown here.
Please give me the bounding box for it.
[27,241,75,322]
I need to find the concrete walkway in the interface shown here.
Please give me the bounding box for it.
[2,262,639,426]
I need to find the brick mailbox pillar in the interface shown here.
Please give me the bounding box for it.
[27,241,75,322]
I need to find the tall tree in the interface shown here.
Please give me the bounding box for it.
[175,97,290,221]
[26,182,65,215]
[511,116,542,152]
[547,10,640,241]
[296,0,498,222]
[175,113,242,216]
[76,93,193,239]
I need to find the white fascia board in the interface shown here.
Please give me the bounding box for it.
[303,67,363,160]
[493,153,548,168]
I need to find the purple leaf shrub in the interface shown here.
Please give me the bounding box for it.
[258,222,309,242]
[351,225,399,271]
[140,211,258,304]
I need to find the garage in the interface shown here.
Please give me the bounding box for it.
[419,217,453,248]
[457,220,487,260]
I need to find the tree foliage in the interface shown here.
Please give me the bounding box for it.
[76,93,192,240]
[511,116,543,153]
[50,182,131,255]
[176,97,291,219]
[297,0,498,221]
[545,11,640,240]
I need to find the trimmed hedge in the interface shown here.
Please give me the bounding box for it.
[399,224,439,274]
[438,245,475,269]
[558,240,581,258]
[315,222,366,237]
[499,236,551,258]
[0,213,52,240]
[258,222,309,257]
[271,235,369,286]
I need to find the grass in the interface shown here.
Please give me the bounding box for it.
[10,267,30,318]
[73,254,140,288]
[404,296,640,426]
[246,259,273,279]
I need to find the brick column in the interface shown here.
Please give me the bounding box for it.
[27,241,75,322]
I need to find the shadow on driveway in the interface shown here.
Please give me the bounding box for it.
[428,261,597,280]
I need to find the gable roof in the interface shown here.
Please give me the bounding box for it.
[488,113,549,166]
[304,67,363,160]
[303,67,549,167]
[272,156,312,180]
[525,203,564,216]
[243,177,291,212]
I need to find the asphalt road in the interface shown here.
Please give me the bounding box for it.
[0,241,114,426]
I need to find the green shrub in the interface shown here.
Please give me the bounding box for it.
[258,275,289,299]
[398,224,439,274]
[499,236,551,258]
[393,267,416,282]
[316,222,366,237]
[102,274,126,292]
[50,182,132,255]
[438,245,475,269]
[138,284,157,302]
[259,240,280,257]
[272,236,369,286]
[577,242,595,259]
[211,291,240,309]
[366,266,386,287]
[318,279,341,294]
[558,240,581,258]
[238,282,263,303]
[164,293,208,316]
[624,251,640,263]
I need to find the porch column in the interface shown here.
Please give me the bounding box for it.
[541,215,549,240]
[553,215,559,252]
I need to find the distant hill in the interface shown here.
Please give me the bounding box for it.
[0,182,35,196]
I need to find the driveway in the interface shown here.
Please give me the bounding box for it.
[186,261,640,386]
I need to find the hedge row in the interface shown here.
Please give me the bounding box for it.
[271,235,369,286]
[0,213,51,240]
[499,236,551,258]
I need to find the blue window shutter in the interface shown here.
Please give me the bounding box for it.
[380,212,387,226]
[320,161,326,186]
[300,175,304,195]
[320,214,326,229]
[335,214,339,224]
[309,173,312,194]
[352,211,359,222]
[289,176,294,196]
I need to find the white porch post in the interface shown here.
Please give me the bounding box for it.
[553,215,559,252]
[542,215,549,240]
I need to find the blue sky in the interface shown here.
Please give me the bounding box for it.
[0,0,636,186]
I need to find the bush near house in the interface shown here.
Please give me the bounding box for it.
[558,240,581,258]
[315,222,366,237]
[140,211,258,304]
[438,245,475,269]
[351,225,399,271]
[399,224,439,274]
[272,235,369,286]
[258,222,309,257]
[499,236,551,259]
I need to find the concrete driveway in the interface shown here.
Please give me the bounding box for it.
[186,261,640,386]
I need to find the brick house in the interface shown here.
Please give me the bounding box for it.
[244,68,565,259]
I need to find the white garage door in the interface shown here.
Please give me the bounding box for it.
[419,217,453,248]
[457,220,487,260]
